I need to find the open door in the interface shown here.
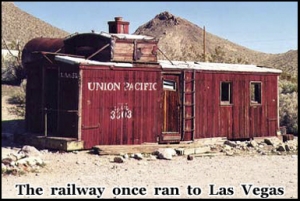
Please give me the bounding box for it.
[160,74,181,143]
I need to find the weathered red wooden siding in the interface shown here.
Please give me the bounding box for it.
[80,66,162,148]
[194,72,279,140]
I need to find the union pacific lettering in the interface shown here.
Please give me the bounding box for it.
[88,82,157,91]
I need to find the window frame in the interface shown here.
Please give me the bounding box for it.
[220,81,233,105]
[163,79,177,91]
[250,81,262,105]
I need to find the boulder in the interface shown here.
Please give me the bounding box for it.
[2,163,7,173]
[18,145,42,158]
[175,148,184,155]
[134,153,143,160]
[277,145,286,152]
[113,156,125,163]
[157,148,177,160]
[16,156,43,167]
[2,158,12,165]
[224,140,237,147]
[187,155,194,160]
[282,134,294,142]
[249,140,258,147]
[264,138,282,147]
[225,151,234,156]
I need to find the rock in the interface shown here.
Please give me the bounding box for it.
[122,153,129,159]
[283,134,294,142]
[277,145,286,152]
[264,138,282,147]
[224,140,237,147]
[249,140,258,147]
[16,157,43,167]
[10,153,26,161]
[222,145,232,151]
[225,151,234,156]
[284,144,292,151]
[187,155,193,160]
[113,156,125,163]
[2,163,7,172]
[157,148,177,160]
[19,145,42,158]
[2,158,12,165]
[271,149,277,153]
[175,148,184,155]
[239,142,247,148]
[134,153,143,160]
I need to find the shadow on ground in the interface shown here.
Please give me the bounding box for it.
[2,119,25,148]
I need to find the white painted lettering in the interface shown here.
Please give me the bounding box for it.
[110,104,132,120]
[152,83,157,90]
[60,72,78,79]
[135,82,142,90]
[88,82,157,91]
[88,82,95,91]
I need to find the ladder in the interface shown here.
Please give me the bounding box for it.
[182,70,196,141]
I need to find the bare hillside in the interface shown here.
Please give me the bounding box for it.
[260,50,298,76]
[2,4,297,77]
[1,2,69,50]
[134,12,276,64]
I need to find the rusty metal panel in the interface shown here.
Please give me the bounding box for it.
[22,38,64,66]
[64,33,111,61]
[80,66,162,148]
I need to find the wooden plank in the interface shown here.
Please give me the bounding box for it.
[93,143,200,155]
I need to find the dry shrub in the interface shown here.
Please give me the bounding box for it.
[279,80,298,135]
[7,80,26,117]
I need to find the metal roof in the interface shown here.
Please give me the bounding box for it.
[159,60,282,73]
[99,32,155,40]
[55,55,133,67]
[55,55,282,74]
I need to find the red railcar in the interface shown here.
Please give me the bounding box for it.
[22,17,282,149]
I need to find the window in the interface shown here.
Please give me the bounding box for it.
[163,80,176,91]
[250,82,262,104]
[220,82,232,105]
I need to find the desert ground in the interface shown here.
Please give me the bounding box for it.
[1,86,298,199]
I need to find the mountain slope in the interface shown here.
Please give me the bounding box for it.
[260,50,298,76]
[1,2,69,50]
[134,11,296,68]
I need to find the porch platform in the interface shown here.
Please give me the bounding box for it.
[93,137,227,155]
[14,133,84,151]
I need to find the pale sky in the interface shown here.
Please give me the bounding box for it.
[14,1,298,54]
